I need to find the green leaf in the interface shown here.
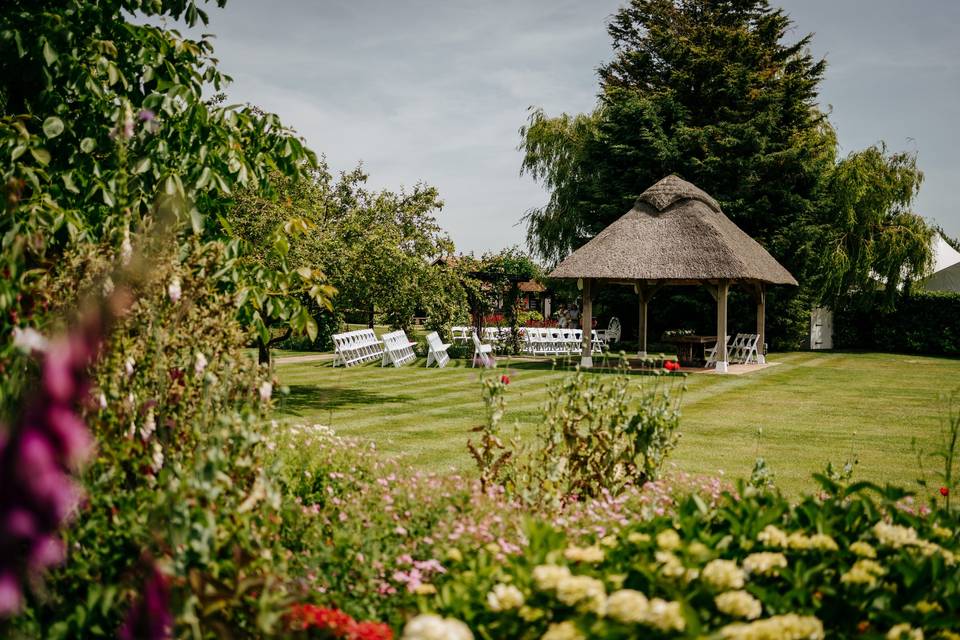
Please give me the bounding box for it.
[305,314,318,342]
[133,157,151,174]
[190,208,204,234]
[80,137,95,153]
[11,144,26,161]
[42,39,57,65]
[30,147,51,165]
[42,116,64,139]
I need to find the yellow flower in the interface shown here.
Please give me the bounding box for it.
[715,590,762,620]
[886,623,923,640]
[656,528,682,550]
[627,532,651,545]
[486,584,524,612]
[688,541,711,561]
[532,565,572,591]
[564,545,605,564]
[809,534,839,551]
[931,524,952,540]
[850,541,877,558]
[600,534,618,548]
[720,614,824,640]
[840,559,885,587]
[702,559,746,590]
[874,522,919,548]
[742,552,787,576]
[605,589,649,624]
[655,550,687,579]
[915,600,942,614]
[757,525,789,548]
[445,548,463,563]
[541,621,584,640]
[414,583,437,595]
[644,598,686,633]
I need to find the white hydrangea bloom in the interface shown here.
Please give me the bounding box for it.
[563,545,604,563]
[702,559,746,590]
[645,598,686,633]
[720,614,824,640]
[886,623,923,640]
[605,589,649,624]
[756,525,789,548]
[742,552,787,576]
[532,564,572,591]
[540,621,584,640]
[486,584,524,612]
[656,528,682,550]
[715,590,762,620]
[555,575,606,613]
[401,614,473,640]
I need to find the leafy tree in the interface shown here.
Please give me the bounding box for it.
[519,0,931,347]
[229,164,455,345]
[818,145,932,304]
[0,0,326,377]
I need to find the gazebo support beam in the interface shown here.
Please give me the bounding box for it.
[754,283,766,364]
[635,283,664,357]
[715,280,730,373]
[580,277,593,368]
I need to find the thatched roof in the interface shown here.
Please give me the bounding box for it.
[549,175,797,286]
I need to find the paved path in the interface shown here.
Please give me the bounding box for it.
[275,353,335,364]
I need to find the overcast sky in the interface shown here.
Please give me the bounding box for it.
[189,0,960,254]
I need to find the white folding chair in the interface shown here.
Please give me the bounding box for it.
[425,331,451,368]
[472,332,495,368]
[381,330,417,367]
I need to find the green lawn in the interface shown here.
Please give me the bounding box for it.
[273,351,960,495]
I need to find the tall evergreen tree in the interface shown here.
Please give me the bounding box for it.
[521,0,929,346]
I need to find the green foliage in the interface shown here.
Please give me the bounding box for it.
[834,290,960,356]
[817,145,932,304]
[425,480,960,639]
[0,0,320,397]
[519,0,931,348]
[11,237,293,638]
[228,165,455,336]
[511,364,684,505]
[467,375,515,491]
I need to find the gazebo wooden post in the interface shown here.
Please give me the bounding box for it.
[755,283,766,364]
[715,280,730,373]
[580,277,593,368]
[637,283,648,357]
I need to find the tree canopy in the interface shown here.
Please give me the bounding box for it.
[520,0,932,344]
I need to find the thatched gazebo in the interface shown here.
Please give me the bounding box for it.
[549,175,797,371]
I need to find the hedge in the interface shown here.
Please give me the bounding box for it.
[834,291,960,356]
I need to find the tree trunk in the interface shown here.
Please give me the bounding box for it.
[367,303,375,329]
[257,338,270,366]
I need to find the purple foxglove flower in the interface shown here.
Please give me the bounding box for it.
[119,566,172,640]
[0,572,23,616]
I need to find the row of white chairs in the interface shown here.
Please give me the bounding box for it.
[705,333,761,366]
[332,329,384,367]
[333,329,452,368]
[521,327,604,356]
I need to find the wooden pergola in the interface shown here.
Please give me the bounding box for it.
[549,175,797,372]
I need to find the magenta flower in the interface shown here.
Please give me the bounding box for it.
[118,565,172,640]
[0,310,104,617]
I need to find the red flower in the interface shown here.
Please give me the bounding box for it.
[500,374,510,385]
[351,621,393,640]
[940,486,950,497]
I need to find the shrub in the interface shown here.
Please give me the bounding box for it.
[506,365,685,507]
[9,237,295,638]
[835,290,960,356]
[421,479,960,639]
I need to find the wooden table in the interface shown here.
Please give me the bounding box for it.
[662,335,717,366]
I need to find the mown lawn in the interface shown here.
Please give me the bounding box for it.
[273,351,960,495]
